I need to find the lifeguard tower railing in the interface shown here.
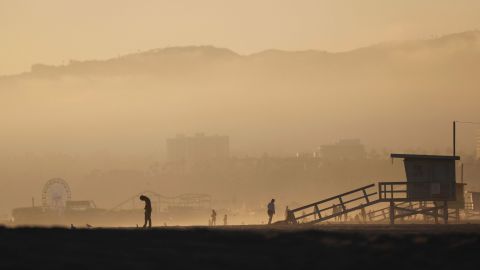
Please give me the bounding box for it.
[378,181,455,201]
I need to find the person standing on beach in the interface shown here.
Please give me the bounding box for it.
[267,199,275,224]
[140,195,152,228]
[211,209,217,226]
[223,214,228,226]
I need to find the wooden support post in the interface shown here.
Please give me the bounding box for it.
[444,201,448,224]
[286,210,297,225]
[338,197,346,211]
[389,201,395,225]
[362,189,370,203]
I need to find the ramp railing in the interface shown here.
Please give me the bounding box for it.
[286,184,378,224]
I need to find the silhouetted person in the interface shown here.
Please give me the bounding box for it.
[211,209,217,226]
[267,199,275,224]
[140,195,152,228]
[223,214,228,226]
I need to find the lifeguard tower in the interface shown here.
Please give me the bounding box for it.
[379,154,460,224]
[285,153,462,225]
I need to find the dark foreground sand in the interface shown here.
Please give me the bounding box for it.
[1,224,480,269]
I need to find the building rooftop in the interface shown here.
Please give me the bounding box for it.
[390,153,460,160]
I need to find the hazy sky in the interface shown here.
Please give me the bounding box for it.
[2,0,480,75]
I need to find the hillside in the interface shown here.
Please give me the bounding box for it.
[1,31,480,155]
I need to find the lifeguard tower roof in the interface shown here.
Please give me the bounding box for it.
[391,154,460,160]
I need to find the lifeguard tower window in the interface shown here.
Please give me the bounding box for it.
[391,154,460,201]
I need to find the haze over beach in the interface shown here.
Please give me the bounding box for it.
[3,0,480,75]
[3,31,480,152]
[2,0,480,152]
[1,31,480,215]
[2,2,480,268]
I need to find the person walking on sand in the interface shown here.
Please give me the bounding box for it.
[267,199,275,225]
[140,195,152,228]
[223,214,228,226]
[211,209,217,226]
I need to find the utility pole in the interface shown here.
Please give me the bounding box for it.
[453,120,456,157]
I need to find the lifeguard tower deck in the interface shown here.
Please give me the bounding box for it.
[286,154,461,225]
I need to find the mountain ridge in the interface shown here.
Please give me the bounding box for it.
[2,30,480,79]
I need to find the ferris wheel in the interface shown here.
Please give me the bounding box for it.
[41,178,72,209]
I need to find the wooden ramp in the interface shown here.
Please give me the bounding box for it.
[286,184,380,224]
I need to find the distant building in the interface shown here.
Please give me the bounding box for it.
[166,133,229,162]
[319,139,366,160]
